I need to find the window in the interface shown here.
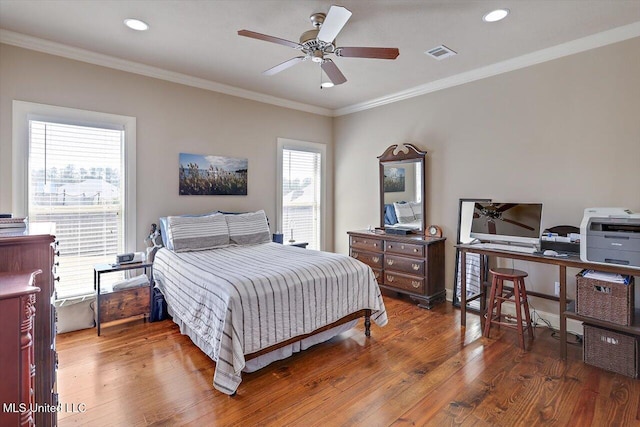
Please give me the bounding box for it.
[13,101,136,299]
[277,139,326,250]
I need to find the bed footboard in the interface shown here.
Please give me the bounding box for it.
[245,309,372,362]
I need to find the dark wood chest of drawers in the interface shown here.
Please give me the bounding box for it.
[0,228,57,426]
[348,230,446,309]
[0,272,40,427]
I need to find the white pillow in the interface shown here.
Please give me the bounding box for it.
[225,210,271,245]
[409,201,423,221]
[167,213,229,252]
[393,202,416,224]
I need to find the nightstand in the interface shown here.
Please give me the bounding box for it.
[93,261,153,336]
[286,242,309,249]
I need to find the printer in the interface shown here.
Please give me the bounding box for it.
[580,207,640,269]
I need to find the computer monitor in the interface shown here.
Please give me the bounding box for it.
[469,202,543,246]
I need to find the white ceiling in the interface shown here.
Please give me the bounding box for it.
[1,1,639,115]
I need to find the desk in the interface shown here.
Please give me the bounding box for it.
[456,244,640,359]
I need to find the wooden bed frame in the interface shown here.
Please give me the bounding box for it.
[244,309,372,361]
[226,309,372,395]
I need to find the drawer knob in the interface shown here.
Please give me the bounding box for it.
[413,248,418,253]
[387,259,394,266]
[401,245,405,250]
[411,280,420,288]
[373,243,378,247]
[388,245,393,249]
[412,263,420,271]
[374,271,380,279]
[387,275,395,283]
[372,256,380,263]
[352,252,359,259]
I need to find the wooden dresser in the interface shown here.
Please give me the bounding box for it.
[0,271,41,427]
[348,230,446,309]
[0,226,57,426]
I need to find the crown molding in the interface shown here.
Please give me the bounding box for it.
[333,21,640,117]
[0,29,333,117]
[2,21,639,119]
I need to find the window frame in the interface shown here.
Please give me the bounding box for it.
[12,100,137,254]
[276,138,326,251]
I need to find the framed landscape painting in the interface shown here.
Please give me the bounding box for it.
[179,153,248,195]
[383,166,405,192]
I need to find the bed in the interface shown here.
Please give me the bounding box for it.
[384,202,422,230]
[152,211,387,395]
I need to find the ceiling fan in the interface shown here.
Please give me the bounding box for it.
[474,203,535,234]
[238,5,399,86]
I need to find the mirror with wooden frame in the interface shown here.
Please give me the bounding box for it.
[378,143,426,233]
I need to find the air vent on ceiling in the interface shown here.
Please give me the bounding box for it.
[425,45,457,60]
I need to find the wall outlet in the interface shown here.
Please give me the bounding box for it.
[554,281,560,297]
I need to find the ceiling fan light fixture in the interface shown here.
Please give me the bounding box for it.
[483,9,509,22]
[320,81,334,88]
[311,50,324,63]
[124,18,149,31]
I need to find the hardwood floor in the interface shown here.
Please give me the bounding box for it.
[56,295,640,426]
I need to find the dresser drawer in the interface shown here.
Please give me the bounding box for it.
[99,286,150,323]
[350,249,383,269]
[385,254,425,275]
[384,241,425,257]
[384,271,425,294]
[350,236,383,252]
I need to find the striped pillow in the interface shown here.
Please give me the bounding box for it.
[225,210,271,245]
[167,213,229,252]
[393,202,416,224]
[409,201,423,221]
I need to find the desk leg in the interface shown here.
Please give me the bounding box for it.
[479,253,486,332]
[461,250,467,327]
[96,272,101,336]
[559,265,567,360]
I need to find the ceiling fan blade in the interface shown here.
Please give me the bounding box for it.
[317,5,352,43]
[487,220,497,234]
[238,30,302,49]
[321,59,347,85]
[337,47,400,59]
[263,56,306,76]
[501,218,536,231]
[495,203,517,213]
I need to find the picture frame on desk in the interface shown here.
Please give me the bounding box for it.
[452,198,491,308]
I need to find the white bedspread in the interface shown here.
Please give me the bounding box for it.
[153,243,387,394]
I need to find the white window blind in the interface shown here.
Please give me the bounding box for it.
[281,148,322,250]
[28,120,125,299]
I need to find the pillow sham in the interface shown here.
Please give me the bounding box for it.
[384,203,398,225]
[166,213,229,252]
[225,210,271,245]
[409,201,423,221]
[393,202,416,224]
[160,211,218,249]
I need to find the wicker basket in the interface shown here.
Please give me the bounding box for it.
[576,270,634,326]
[583,324,638,378]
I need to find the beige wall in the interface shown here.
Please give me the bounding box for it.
[0,44,333,250]
[2,36,639,313]
[334,37,640,312]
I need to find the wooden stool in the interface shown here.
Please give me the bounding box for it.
[483,267,534,350]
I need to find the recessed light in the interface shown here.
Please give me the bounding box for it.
[483,9,509,23]
[124,18,149,31]
[321,82,334,88]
